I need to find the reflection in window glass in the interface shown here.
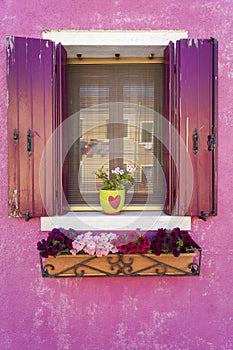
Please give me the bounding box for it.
[67,63,166,208]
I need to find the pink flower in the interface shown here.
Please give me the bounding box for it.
[70,248,78,256]
[126,231,138,243]
[72,240,85,252]
[71,231,118,256]
[84,247,95,255]
[118,245,128,254]
[111,246,118,254]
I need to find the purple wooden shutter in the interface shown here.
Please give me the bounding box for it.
[7,36,55,218]
[163,41,175,215]
[56,43,68,215]
[175,38,218,218]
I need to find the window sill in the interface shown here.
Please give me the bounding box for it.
[40,211,191,231]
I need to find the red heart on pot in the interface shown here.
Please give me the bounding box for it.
[108,195,121,209]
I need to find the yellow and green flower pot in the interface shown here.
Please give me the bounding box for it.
[99,189,125,214]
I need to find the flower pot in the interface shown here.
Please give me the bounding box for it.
[41,252,199,277]
[99,189,125,214]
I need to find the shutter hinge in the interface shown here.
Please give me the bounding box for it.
[207,133,216,151]
[193,128,198,154]
[13,129,19,144]
[199,210,216,221]
[27,129,32,156]
[24,211,31,221]
[199,211,208,221]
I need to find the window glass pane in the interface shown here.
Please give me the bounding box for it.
[67,63,166,208]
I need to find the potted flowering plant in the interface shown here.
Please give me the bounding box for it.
[95,165,135,214]
[38,227,201,277]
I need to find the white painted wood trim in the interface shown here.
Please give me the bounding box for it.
[41,212,191,231]
[42,30,188,46]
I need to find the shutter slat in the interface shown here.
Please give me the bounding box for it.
[197,40,213,215]
[56,43,68,214]
[163,41,174,215]
[33,39,55,216]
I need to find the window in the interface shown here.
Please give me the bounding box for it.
[67,62,165,208]
[140,121,154,144]
[123,119,129,138]
[7,33,217,219]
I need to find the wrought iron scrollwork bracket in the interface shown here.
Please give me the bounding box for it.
[40,248,202,278]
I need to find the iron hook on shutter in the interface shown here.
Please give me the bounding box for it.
[199,211,207,221]
[193,128,198,155]
[13,129,19,144]
[207,133,215,151]
[24,211,31,221]
[27,129,32,156]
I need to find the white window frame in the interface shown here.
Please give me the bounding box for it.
[140,121,153,144]
[41,30,191,231]
[123,118,130,139]
[140,164,153,187]
[79,118,85,140]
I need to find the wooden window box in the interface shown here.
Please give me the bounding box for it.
[40,249,201,278]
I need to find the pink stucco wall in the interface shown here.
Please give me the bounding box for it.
[0,1,233,349]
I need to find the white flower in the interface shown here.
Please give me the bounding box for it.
[127,165,136,173]
[112,167,124,175]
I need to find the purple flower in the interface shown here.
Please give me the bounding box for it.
[50,228,60,235]
[40,251,49,258]
[65,237,73,250]
[37,241,43,250]
[155,241,165,252]
[168,241,178,251]
[154,249,162,256]
[173,250,180,257]
[52,243,61,254]
[181,232,193,248]
[169,229,180,241]
[156,229,167,242]
[128,243,139,253]
[50,229,66,242]
[37,228,75,257]
[138,236,151,250]
[182,232,192,242]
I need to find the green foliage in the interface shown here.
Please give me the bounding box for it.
[95,166,135,190]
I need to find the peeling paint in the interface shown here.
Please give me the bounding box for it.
[26,39,29,64]
[194,38,199,48]
[1,1,233,350]
[8,189,22,217]
[6,35,14,54]
[188,38,192,47]
[6,36,15,74]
